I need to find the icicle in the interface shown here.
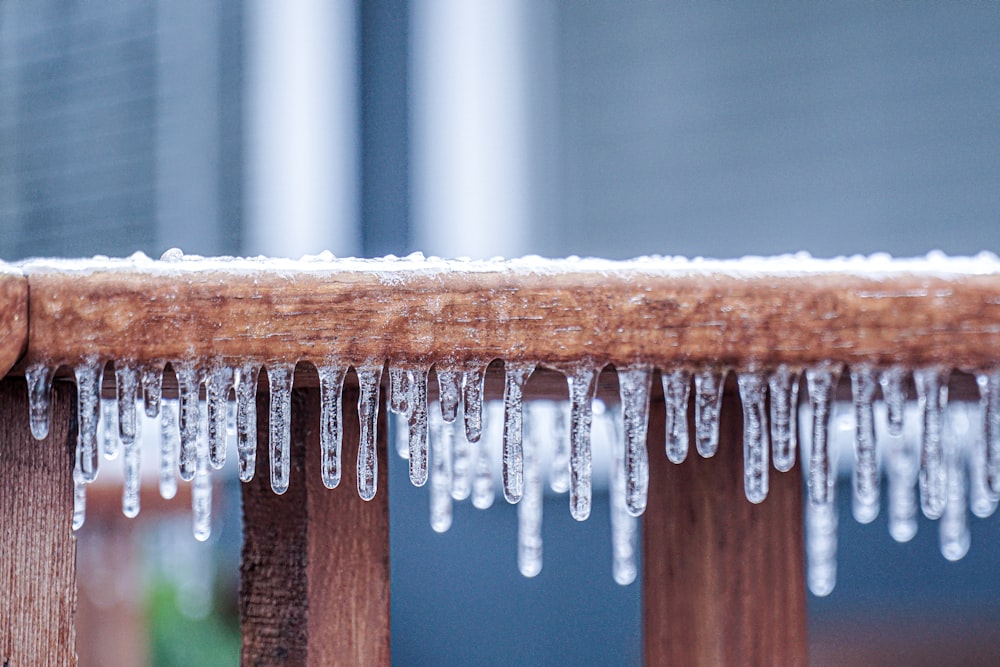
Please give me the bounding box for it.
[206,365,234,469]
[737,372,769,504]
[121,410,141,518]
[915,367,949,520]
[72,466,87,531]
[175,362,202,483]
[880,367,906,437]
[472,401,497,509]
[972,383,999,518]
[116,363,139,439]
[768,366,799,472]
[850,366,880,524]
[74,360,102,483]
[662,370,691,464]
[618,365,652,517]
[99,396,119,460]
[518,403,543,577]
[25,363,54,440]
[693,369,725,458]
[502,361,535,504]
[318,364,347,489]
[566,366,598,521]
[235,362,260,483]
[548,402,570,494]
[940,411,970,561]
[356,363,383,501]
[408,368,430,487]
[806,498,838,597]
[978,372,1000,496]
[267,363,295,495]
[805,364,839,506]
[389,366,410,414]
[605,402,637,585]
[159,397,179,500]
[142,365,163,418]
[394,411,410,459]
[451,400,472,501]
[437,367,462,423]
[885,412,918,543]
[429,403,453,533]
[463,364,486,443]
[192,406,212,541]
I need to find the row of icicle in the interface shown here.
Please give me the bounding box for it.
[22,360,1000,593]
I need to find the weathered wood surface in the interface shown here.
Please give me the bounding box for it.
[643,378,808,666]
[17,257,1000,372]
[0,378,78,667]
[241,383,390,666]
[0,270,28,377]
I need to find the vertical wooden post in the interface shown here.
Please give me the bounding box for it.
[0,378,78,667]
[643,379,808,666]
[240,383,391,666]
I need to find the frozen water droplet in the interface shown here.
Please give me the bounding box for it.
[236,362,260,483]
[915,367,949,520]
[206,365,234,470]
[463,364,486,443]
[806,364,840,506]
[25,363,54,440]
[142,365,163,418]
[850,367,880,524]
[768,366,799,472]
[159,398,179,500]
[356,363,384,501]
[472,401,498,510]
[502,361,535,504]
[72,466,87,531]
[389,366,410,415]
[175,362,202,482]
[604,402,637,585]
[100,396,119,460]
[408,368,430,487]
[318,365,348,489]
[437,368,462,423]
[806,498,838,597]
[567,366,598,521]
[618,365,652,517]
[940,416,970,561]
[267,363,295,495]
[693,369,725,458]
[978,372,1000,497]
[880,367,907,437]
[662,370,691,464]
[737,372,769,504]
[75,361,103,483]
[518,403,543,577]
[429,404,453,533]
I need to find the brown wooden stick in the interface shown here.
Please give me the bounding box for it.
[0,271,28,377]
[0,378,77,667]
[240,383,390,666]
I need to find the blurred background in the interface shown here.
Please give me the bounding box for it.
[2,1,1000,665]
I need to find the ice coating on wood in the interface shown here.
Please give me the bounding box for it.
[880,367,906,437]
[99,396,119,460]
[978,373,1000,496]
[407,368,430,487]
[566,366,598,521]
[267,363,295,495]
[604,402,637,586]
[206,365,234,469]
[175,362,202,482]
[159,397,179,500]
[436,368,462,423]
[429,403,453,533]
[75,361,102,483]
[502,361,535,504]
[737,372,769,504]
[142,365,163,418]
[518,403,543,577]
[693,368,725,458]
[806,364,839,506]
[915,367,949,520]
[548,402,570,494]
[850,367,880,524]
[388,366,409,415]
[356,363,383,501]
[462,364,486,444]
[618,365,652,517]
[768,366,798,472]
[662,370,691,464]
[318,365,347,489]
[25,363,54,440]
[235,362,260,483]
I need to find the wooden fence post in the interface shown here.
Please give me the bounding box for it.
[240,382,391,666]
[643,378,808,666]
[0,378,78,667]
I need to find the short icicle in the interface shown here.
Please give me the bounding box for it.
[850,366,880,524]
[548,402,570,493]
[605,402,637,586]
[617,365,652,517]
[768,365,799,472]
[174,362,202,483]
[940,409,970,561]
[429,403,453,533]
[518,402,543,577]
[141,365,163,418]
[880,367,907,437]
[662,369,691,464]
[75,360,103,483]
[356,363,384,501]
[737,372,769,504]
[267,363,295,495]
[805,364,840,506]
[977,372,1000,497]
[693,368,725,458]
[408,368,430,487]
[567,365,599,521]
[463,364,486,443]
[915,367,949,520]
[25,363,54,441]
[318,364,348,489]
[235,362,260,483]
[437,367,462,423]
[502,361,535,504]
[159,397,179,500]
[206,365,234,469]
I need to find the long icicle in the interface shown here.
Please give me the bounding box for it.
[850,366,880,524]
[235,362,260,483]
[518,402,543,577]
[973,375,999,518]
[429,403,453,533]
[768,365,799,472]
[979,372,1000,497]
[192,401,212,541]
[159,397,179,500]
[605,402,637,586]
[885,409,918,543]
[318,364,348,489]
[805,364,840,506]
[738,372,769,504]
[567,365,599,521]
[356,363,384,501]
[408,368,430,487]
[75,360,103,483]
[617,365,652,517]
[117,362,141,519]
[206,365,234,469]
[175,362,202,483]
[940,406,970,561]
[915,367,949,520]
[502,361,535,504]
[267,363,295,495]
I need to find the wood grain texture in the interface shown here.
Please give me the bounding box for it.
[0,271,28,378]
[18,261,1000,372]
[241,382,390,666]
[0,378,77,667]
[643,378,808,667]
